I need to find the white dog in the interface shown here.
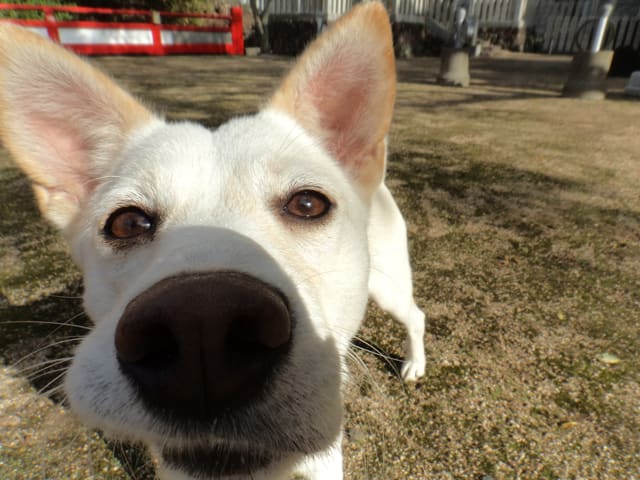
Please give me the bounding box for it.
[0,3,425,479]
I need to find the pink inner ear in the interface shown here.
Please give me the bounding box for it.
[302,54,374,163]
[28,114,94,201]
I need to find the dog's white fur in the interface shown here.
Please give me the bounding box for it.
[0,3,425,479]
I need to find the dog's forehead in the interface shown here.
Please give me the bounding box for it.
[110,111,346,204]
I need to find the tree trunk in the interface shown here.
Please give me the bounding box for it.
[250,0,272,53]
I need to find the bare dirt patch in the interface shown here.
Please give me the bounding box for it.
[1,51,638,479]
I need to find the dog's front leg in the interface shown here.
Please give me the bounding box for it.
[368,184,426,381]
[293,434,343,480]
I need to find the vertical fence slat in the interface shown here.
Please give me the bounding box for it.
[622,17,634,48]
[547,15,563,52]
[567,14,581,52]
[625,17,637,47]
[633,20,640,49]
[497,0,505,21]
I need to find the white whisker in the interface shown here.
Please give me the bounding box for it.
[345,349,385,395]
[37,370,68,397]
[1,319,90,331]
[12,337,82,367]
[49,293,82,300]
[17,356,73,376]
[29,365,69,384]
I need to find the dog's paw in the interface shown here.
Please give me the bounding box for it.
[401,358,425,382]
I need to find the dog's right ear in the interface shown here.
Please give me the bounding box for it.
[0,25,155,231]
[269,2,396,197]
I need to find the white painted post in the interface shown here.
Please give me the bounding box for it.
[591,2,614,53]
[514,0,527,51]
[453,5,467,48]
[514,0,527,28]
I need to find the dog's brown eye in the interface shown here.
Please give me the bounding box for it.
[284,190,331,219]
[104,207,155,240]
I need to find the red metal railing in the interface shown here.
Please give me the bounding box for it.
[0,3,244,55]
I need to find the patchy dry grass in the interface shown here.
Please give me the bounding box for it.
[1,52,639,479]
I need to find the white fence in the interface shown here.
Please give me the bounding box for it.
[530,0,640,53]
[266,0,353,21]
[255,0,640,53]
[539,15,640,53]
[258,0,526,25]
[397,0,522,27]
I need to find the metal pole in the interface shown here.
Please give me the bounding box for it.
[590,2,614,53]
[453,7,467,49]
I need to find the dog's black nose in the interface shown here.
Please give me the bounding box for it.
[115,272,292,421]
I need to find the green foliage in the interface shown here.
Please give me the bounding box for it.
[0,1,230,25]
[0,1,76,21]
[162,0,218,13]
[75,1,223,13]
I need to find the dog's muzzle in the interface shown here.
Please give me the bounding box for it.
[114,271,292,422]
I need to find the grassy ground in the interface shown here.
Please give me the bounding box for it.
[1,51,639,479]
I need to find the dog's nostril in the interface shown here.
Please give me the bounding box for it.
[135,350,177,369]
[228,323,271,354]
[227,295,290,353]
[136,329,178,369]
[116,322,179,375]
[226,315,289,365]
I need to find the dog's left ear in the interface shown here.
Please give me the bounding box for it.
[269,2,396,196]
[0,25,155,231]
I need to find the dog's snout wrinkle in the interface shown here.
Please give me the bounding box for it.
[115,272,292,421]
